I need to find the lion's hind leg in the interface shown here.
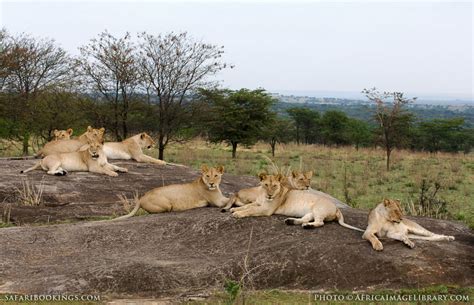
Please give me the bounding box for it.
[285,213,313,226]
[301,217,325,229]
[407,234,455,241]
[46,162,67,176]
[403,219,435,237]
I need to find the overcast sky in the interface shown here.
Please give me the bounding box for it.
[1,0,472,100]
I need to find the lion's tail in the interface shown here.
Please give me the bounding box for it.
[336,208,365,232]
[20,161,42,174]
[112,196,141,221]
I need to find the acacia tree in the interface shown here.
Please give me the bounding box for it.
[287,107,320,144]
[0,31,73,154]
[261,116,293,157]
[203,88,275,158]
[363,88,416,170]
[78,31,139,141]
[138,32,228,160]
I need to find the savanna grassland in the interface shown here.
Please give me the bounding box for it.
[161,139,474,229]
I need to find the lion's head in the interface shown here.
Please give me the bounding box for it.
[382,199,404,223]
[84,126,105,144]
[259,173,285,201]
[137,133,155,149]
[201,164,224,191]
[79,141,103,160]
[290,170,313,190]
[53,128,73,140]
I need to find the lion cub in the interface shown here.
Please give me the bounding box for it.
[221,170,313,211]
[113,164,229,220]
[22,141,127,177]
[363,199,455,251]
[53,128,73,141]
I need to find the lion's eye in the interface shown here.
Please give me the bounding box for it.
[206,175,210,178]
[265,184,269,187]
[299,178,304,180]
[214,175,218,177]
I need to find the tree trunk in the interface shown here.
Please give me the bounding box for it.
[296,126,300,145]
[122,118,128,140]
[22,133,30,156]
[386,148,391,171]
[231,142,238,158]
[270,140,276,157]
[158,134,165,160]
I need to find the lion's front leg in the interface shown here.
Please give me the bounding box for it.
[89,165,119,177]
[232,204,272,218]
[105,162,128,173]
[134,154,166,165]
[363,229,384,251]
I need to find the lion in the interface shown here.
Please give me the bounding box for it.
[21,140,127,177]
[53,128,73,141]
[362,199,455,251]
[221,170,313,211]
[231,173,363,232]
[112,164,229,220]
[36,126,105,157]
[103,133,166,165]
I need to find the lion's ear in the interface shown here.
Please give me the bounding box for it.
[276,174,285,182]
[99,127,105,134]
[216,165,224,174]
[201,164,209,173]
[292,170,298,178]
[383,199,391,206]
[87,126,93,132]
[258,172,267,181]
[79,144,90,152]
[67,128,73,135]
[305,171,313,179]
[53,129,59,136]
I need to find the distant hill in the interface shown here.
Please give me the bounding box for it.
[272,94,474,127]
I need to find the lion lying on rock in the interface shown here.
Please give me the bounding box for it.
[22,141,127,177]
[363,199,455,251]
[36,126,105,157]
[231,173,363,232]
[103,133,166,165]
[221,170,313,211]
[113,164,229,220]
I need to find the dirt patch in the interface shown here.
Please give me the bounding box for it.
[0,159,472,298]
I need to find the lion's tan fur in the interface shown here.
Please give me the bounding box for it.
[362,199,455,251]
[222,170,313,211]
[103,133,166,165]
[113,165,229,221]
[37,126,105,157]
[22,141,128,177]
[230,174,363,231]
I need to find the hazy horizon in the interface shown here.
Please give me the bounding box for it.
[1,1,472,101]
